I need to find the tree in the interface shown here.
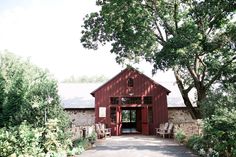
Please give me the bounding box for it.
[81,0,236,118]
[0,52,69,128]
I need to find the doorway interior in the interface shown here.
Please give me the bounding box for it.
[121,107,141,134]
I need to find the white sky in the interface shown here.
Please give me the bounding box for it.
[0,0,176,83]
[0,0,188,106]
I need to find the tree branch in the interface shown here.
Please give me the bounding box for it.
[150,0,165,42]
[186,83,194,93]
[187,65,199,83]
[173,2,178,32]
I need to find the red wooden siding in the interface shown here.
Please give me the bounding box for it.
[92,67,170,136]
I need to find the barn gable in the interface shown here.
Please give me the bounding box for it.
[91,67,170,97]
[91,67,171,136]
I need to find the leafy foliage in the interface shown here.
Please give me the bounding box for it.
[201,80,236,118]
[188,85,236,157]
[203,108,236,157]
[0,122,44,157]
[0,52,73,156]
[187,109,236,157]
[175,129,186,143]
[81,0,236,118]
[0,120,72,157]
[0,52,69,128]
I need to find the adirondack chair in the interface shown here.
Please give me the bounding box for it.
[159,123,174,138]
[95,123,111,139]
[156,122,169,136]
[99,123,111,137]
[95,123,105,139]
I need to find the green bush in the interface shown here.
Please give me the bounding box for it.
[203,108,236,157]
[0,52,73,156]
[87,131,97,143]
[175,129,186,144]
[0,122,44,157]
[0,52,70,129]
[0,120,73,157]
[186,109,236,157]
[187,135,204,150]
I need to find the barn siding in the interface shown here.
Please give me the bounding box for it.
[92,68,170,135]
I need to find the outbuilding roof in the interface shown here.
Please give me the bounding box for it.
[58,83,100,109]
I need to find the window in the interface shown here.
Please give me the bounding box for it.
[122,110,136,122]
[127,78,134,87]
[110,97,119,104]
[121,97,142,104]
[144,96,153,104]
[110,107,116,123]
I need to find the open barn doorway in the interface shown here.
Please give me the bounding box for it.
[121,107,141,134]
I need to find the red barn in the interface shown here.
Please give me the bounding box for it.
[91,67,170,136]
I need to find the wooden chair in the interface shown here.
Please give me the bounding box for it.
[95,123,111,138]
[159,123,174,138]
[156,122,169,136]
[100,123,111,137]
[95,123,105,139]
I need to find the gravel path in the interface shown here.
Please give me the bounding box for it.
[79,135,198,157]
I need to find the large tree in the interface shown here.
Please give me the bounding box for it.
[81,0,236,119]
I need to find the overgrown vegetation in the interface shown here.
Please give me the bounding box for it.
[0,52,69,128]
[175,129,186,144]
[0,52,73,156]
[0,120,72,157]
[68,132,97,156]
[186,84,236,157]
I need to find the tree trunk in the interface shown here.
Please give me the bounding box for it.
[174,70,201,119]
[181,91,201,119]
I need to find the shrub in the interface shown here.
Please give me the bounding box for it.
[0,122,44,157]
[186,109,236,157]
[87,131,97,144]
[175,129,186,144]
[0,120,73,157]
[42,119,72,156]
[187,135,203,149]
[0,52,70,129]
[203,108,236,157]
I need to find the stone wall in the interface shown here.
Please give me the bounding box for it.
[65,109,95,126]
[65,109,95,140]
[168,107,202,138]
[168,107,194,123]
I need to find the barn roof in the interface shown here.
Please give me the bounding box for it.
[58,83,100,109]
[90,67,171,96]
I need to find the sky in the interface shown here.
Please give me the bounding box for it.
[0,0,176,83]
[0,0,188,106]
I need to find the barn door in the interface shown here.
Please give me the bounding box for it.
[141,106,149,135]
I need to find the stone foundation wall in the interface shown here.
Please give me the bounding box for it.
[168,108,202,138]
[65,109,95,126]
[65,109,95,140]
[173,121,202,139]
[168,108,194,123]
[67,125,95,141]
